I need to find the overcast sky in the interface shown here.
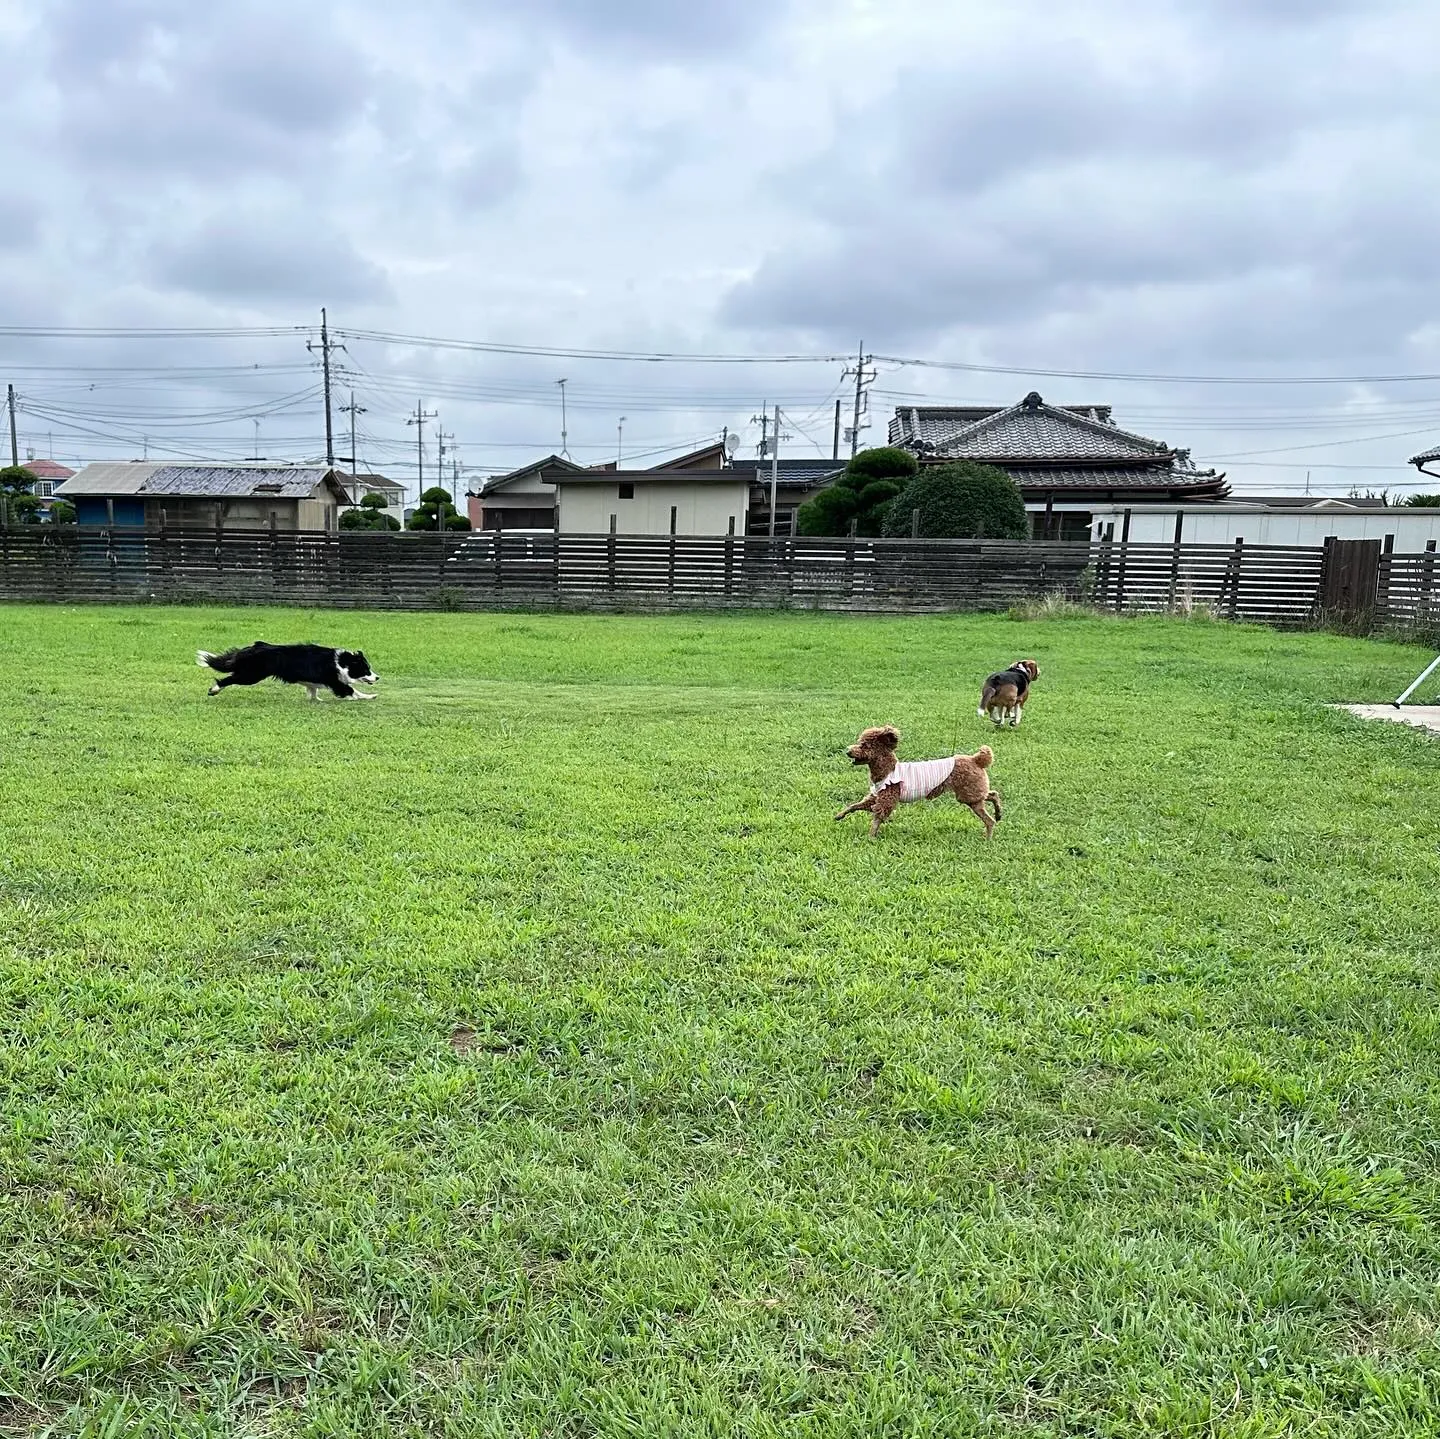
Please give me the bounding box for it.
[3,0,1439,497]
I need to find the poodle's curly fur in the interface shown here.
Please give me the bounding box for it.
[835,725,1002,838]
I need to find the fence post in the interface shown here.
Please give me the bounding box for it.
[1226,537,1244,620]
[1422,538,1437,625]
[1113,509,1132,613]
[1168,510,1184,610]
[608,513,617,594]
[910,508,920,539]
[1378,532,1395,621]
[724,515,734,600]
[668,505,677,601]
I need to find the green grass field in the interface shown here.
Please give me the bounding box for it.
[3,603,1440,1438]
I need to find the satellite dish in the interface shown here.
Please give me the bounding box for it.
[724,433,740,456]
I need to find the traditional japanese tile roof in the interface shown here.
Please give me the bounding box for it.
[889,391,1226,497]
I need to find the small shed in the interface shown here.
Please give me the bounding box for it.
[553,471,750,537]
[57,462,352,531]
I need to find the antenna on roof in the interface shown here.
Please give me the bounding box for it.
[557,379,570,458]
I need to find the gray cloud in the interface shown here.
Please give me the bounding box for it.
[150,221,394,306]
[2,0,1437,496]
[45,0,372,182]
[722,2,1440,373]
[519,0,784,54]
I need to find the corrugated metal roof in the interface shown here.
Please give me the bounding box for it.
[58,462,334,500]
[1410,445,1440,466]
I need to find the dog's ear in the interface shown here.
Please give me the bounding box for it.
[873,725,900,748]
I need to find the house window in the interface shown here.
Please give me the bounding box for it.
[618,482,635,500]
[34,481,54,498]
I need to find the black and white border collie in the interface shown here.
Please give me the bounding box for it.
[197,642,379,700]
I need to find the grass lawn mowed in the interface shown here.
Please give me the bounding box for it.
[3,603,1440,1437]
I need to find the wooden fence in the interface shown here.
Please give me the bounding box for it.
[0,524,1431,628]
[0,526,1092,614]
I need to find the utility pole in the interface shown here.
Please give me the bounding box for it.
[436,426,456,495]
[750,408,770,458]
[843,342,876,457]
[407,401,437,506]
[339,392,367,487]
[307,308,342,468]
[617,416,626,468]
[7,384,17,467]
[557,379,570,458]
[769,403,781,539]
[832,398,842,461]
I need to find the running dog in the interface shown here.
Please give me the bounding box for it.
[196,642,378,699]
[836,725,1001,838]
[979,659,1039,727]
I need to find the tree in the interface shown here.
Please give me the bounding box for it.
[0,465,35,495]
[407,487,471,532]
[0,466,48,525]
[795,447,919,537]
[881,461,1029,540]
[1406,494,1440,507]
[49,500,77,524]
[341,491,402,531]
[7,493,41,524]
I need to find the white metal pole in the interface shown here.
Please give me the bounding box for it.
[1394,653,1440,707]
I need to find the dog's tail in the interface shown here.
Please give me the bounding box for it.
[972,745,995,769]
[196,648,238,673]
[978,684,996,717]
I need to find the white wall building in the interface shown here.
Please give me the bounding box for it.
[1089,501,1440,552]
[554,473,750,537]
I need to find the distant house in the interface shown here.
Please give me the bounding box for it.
[57,462,352,530]
[339,471,405,514]
[468,441,844,536]
[553,471,749,537]
[729,457,845,536]
[1409,444,1440,483]
[466,455,585,531]
[20,458,77,499]
[890,391,1228,538]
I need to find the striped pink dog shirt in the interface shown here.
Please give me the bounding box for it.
[871,756,956,804]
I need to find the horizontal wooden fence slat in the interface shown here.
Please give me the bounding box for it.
[0,523,1405,627]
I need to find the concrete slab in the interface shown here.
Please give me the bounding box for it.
[1337,704,1440,734]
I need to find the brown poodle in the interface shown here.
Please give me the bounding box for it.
[835,725,1001,838]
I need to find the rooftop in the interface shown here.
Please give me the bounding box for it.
[59,461,343,501]
[552,469,747,487]
[892,392,1171,464]
[20,459,76,481]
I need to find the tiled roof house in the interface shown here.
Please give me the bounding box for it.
[890,392,1227,534]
